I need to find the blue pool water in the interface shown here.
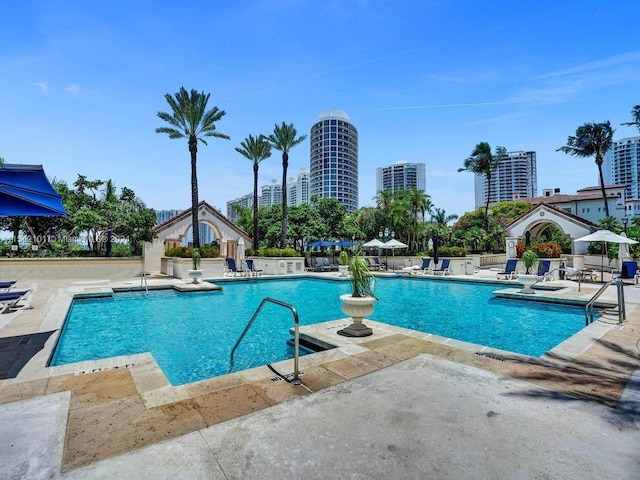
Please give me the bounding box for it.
[50,278,588,385]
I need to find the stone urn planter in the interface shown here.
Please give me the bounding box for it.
[516,273,538,294]
[338,265,349,276]
[337,253,376,337]
[188,269,203,284]
[338,294,375,336]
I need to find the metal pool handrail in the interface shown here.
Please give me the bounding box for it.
[585,279,625,325]
[228,297,302,385]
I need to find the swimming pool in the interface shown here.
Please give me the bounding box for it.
[50,277,589,385]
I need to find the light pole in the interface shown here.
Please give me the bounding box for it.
[448,227,453,245]
[378,227,395,270]
[622,217,629,234]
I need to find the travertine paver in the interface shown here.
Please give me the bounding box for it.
[0,267,639,476]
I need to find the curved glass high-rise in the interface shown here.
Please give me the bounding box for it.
[309,110,358,212]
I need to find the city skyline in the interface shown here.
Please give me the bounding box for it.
[1,1,639,219]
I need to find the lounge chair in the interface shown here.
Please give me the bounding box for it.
[418,258,431,274]
[0,290,30,313]
[497,259,518,280]
[432,258,451,276]
[537,260,552,282]
[619,261,638,284]
[0,281,17,292]
[373,257,386,270]
[364,258,379,271]
[321,257,338,271]
[313,257,332,272]
[225,258,245,277]
[245,259,262,277]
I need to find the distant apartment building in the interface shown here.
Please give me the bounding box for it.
[226,193,254,224]
[376,161,426,193]
[288,168,310,206]
[260,181,282,208]
[474,151,537,208]
[603,137,640,213]
[155,208,213,245]
[155,209,182,224]
[309,110,359,213]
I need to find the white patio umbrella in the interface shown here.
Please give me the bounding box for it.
[618,232,632,268]
[575,229,638,281]
[237,237,246,266]
[361,238,384,248]
[381,239,409,270]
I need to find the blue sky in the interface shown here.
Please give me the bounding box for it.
[1,0,639,218]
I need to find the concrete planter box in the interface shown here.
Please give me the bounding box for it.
[249,257,305,275]
[171,257,225,279]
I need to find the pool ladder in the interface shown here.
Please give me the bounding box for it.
[585,279,625,326]
[228,297,302,385]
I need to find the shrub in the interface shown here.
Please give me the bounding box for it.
[516,245,526,258]
[531,242,562,258]
[521,249,539,274]
[258,247,299,257]
[165,246,219,258]
[434,246,467,257]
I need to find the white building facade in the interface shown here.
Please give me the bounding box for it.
[376,161,426,193]
[226,193,254,224]
[287,168,310,206]
[474,151,537,208]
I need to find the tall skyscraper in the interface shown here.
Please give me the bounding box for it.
[603,137,640,200]
[474,151,537,207]
[376,161,426,193]
[155,209,182,224]
[309,110,359,212]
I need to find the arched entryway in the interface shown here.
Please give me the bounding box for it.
[145,200,251,273]
[504,203,597,258]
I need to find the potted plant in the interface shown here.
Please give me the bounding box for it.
[338,250,377,337]
[517,249,539,294]
[188,248,203,284]
[338,250,349,276]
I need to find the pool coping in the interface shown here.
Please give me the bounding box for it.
[5,274,629,407]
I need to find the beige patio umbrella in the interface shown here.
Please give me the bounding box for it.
[575,230,638,282]
[381,238,409,270]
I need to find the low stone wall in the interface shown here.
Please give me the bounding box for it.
[0,257,145,280]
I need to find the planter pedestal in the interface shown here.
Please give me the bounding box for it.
[338,294,374,337]
[338,265,349,277]
[517,273,538,294]
[188,269,203,284]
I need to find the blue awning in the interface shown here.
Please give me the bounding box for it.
[0,164,67,217]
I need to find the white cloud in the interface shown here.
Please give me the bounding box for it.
[33,82,48,95]
[65,83,80,94]
[537,51,640,79]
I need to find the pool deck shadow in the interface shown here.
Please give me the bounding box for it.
[0,270,639,475]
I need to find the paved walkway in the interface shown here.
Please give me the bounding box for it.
[0,265,638,479]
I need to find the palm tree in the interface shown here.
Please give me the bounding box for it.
[458,142,506,230]
[235,134,272,250]
[156,87,229,248]
[268,122,307,248]
[557,121,614,217]
[430,207,458,226]
[622,105,640,132]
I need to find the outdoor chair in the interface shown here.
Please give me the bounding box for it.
[373,257,386,270]
[497,259,518,280]
[364,258,379,271]
[225,258,245,277]
[432,258,451,276]
[321,257,338,271]
[536,260,553,282]
[245,259,262,277]
[418,258,431,274]
[0,281,17,292]
[619,261,638,284]
[0,290,31,313]
[313,257,332,272]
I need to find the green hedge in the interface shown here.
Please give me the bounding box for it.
[421,246,467,257]
[258,247,299,257]
[165,246,220,258]
[531,242,562,258]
